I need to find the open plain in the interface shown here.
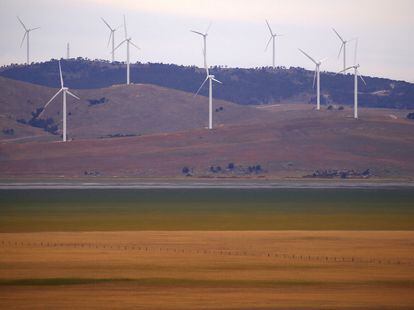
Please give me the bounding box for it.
[0,231,414,309]
[0,188,414,309]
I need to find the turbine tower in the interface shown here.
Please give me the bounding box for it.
[192,23,222,130]
[39,60,80,142]
[66,42,70,59]
[17,16,40,65]
[190,23,211,72]
[333,28,356,72]
[114,15,140,85]
[101,17,121,62]
[298,49,327,111]
[338,39,366,119]
[265,20,282,69]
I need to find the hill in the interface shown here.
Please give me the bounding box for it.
[1,59,414,109]
[1,103,413,179]
[0,76,272,141]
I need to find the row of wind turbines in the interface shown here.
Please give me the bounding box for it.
[17,16,366,143]
[190,21,366,129]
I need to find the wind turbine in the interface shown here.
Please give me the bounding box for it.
[192,24,222,130]
[101,17,121,62]
[17,16,40,65]
[298,49,327,111]
[332,28,356,72]
[337,39,366,119]
[39,60,80,142]
[265,20,282,69]
[190,22,211,72]
[66,42,70,59]
[114,15,140,85]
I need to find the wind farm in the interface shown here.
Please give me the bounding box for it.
[0,1,414,310]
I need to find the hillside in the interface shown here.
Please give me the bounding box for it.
[1,103,413,179]
[0,76,273,141]
[1,59,413,109]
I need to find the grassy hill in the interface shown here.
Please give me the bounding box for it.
[0,76,272,141]
[1,58,413,109]
[1,102,413,179]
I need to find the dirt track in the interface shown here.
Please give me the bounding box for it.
[1,231,413,309]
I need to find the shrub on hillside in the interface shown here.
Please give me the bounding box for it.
[2,128,14,135]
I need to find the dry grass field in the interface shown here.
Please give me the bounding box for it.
[0,231,414,309]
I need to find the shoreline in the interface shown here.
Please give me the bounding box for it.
[0,178,413,189]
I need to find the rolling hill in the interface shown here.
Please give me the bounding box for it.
[0,76,272,141]
[1,73,413,180]
[1,102,413,179]
[1,59,414,109]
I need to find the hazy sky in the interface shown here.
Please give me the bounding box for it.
[0,0,413,81]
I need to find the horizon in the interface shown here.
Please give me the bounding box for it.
[0,0,413,83]
[1,58,412,85]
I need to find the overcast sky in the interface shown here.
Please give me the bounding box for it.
[0,0,413,82]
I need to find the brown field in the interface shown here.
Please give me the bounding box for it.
[1,231,414,309]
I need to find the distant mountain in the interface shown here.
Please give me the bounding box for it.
[1,58,413,109]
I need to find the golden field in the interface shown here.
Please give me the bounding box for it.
[1,231,413,309]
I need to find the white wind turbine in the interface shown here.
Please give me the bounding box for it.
[194,70,223,130]
[17,16,40,65]
[39,60,80,142]
[101,17,121,62]
[191,23,212,72]
[192,23,222,130]
[337,39,366,119]
[298,49,327,111]
[114,15,140,85]
[265,20,282,69]
[333,28,356,72]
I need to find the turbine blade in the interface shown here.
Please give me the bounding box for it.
[205,22,212,34]
[67,90,80,100]
[354,38,359,66]
[191,30,204,36]
[319,57,328,63]
[130,40,140,50]
[123,15,127,39]
[201,47,209,75]
[265,36,272,51]
[20,32,27,48]
[114,39,127,51]
[17,16,27,31]
[212,78,222,84]
[107,31,113,47]
[30,27,40,31]
[58,60,64,88]
[101,17,113,31]
[39,89,63,117]
[298,48,317,64]
[313,67,317,89]
[265,20,274,36]
[194,77,209,97]
[358,70,367,86]
[332,28,345,43]
[337,66,354,74]
[337,43,344,59]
